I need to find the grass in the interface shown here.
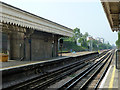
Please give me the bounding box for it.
[69,74,76,77]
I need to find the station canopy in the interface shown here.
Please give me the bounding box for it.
[0,2,73,37]
[101,0,120,32]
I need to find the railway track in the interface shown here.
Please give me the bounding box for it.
[31,54,107,90]
[57,50,114,90]
[3,51,108,90]
[82,51,114,90]
[80,51,114,90]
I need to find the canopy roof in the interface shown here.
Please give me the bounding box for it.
[0,2,73,37]
[101,1,120,32]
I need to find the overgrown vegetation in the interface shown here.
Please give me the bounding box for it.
[62,28,112,52]
[116,32,120,49]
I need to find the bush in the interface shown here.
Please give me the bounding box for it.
[62,41,86,52]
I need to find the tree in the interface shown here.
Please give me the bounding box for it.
[84,32,89,38]
[72,28,82,42]
[78,32,89,48]
[62,27,112,52]
[116,32,120,48]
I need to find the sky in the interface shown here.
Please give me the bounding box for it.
[1,0,118,45]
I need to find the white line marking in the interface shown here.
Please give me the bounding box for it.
[99,65,112,88]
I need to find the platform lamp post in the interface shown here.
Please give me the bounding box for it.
[91,40,93,51]
[97,44,99,51]
[88,35,93,51]
[88,42,90,51]
[59,39,63,57]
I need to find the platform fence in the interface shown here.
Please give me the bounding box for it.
[116,49,120,69]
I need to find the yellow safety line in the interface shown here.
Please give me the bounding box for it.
[109,65,116,89]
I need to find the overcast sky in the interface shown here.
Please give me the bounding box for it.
[1,0,118,45]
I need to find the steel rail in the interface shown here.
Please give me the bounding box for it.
[4,55,96,90]
[26,53,106,90]
[31,52,108,90]
[3,51,107,90]
[94,52,114,90]
[8,54,100,90]
[14,55,98,89]
[79,52,113,90]
[57,51,111,90]
[66,54,110,90]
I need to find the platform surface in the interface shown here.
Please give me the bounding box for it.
[1,51,96,69]
[0,56,68,69]
[61,51,97,57]
[99,53,120,89]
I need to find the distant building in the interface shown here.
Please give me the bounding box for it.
[100,38,104,43]
[87,36,94,41]
[95,37,104,43]
[96,37,100,41]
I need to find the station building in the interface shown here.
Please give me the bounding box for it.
[0,2,73,61]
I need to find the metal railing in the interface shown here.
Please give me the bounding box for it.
[116,49,120,69]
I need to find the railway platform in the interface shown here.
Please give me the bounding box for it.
[1,51,100,89]
[100,52,120,89]
[61,51,102,57]
[1,51,97,69]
